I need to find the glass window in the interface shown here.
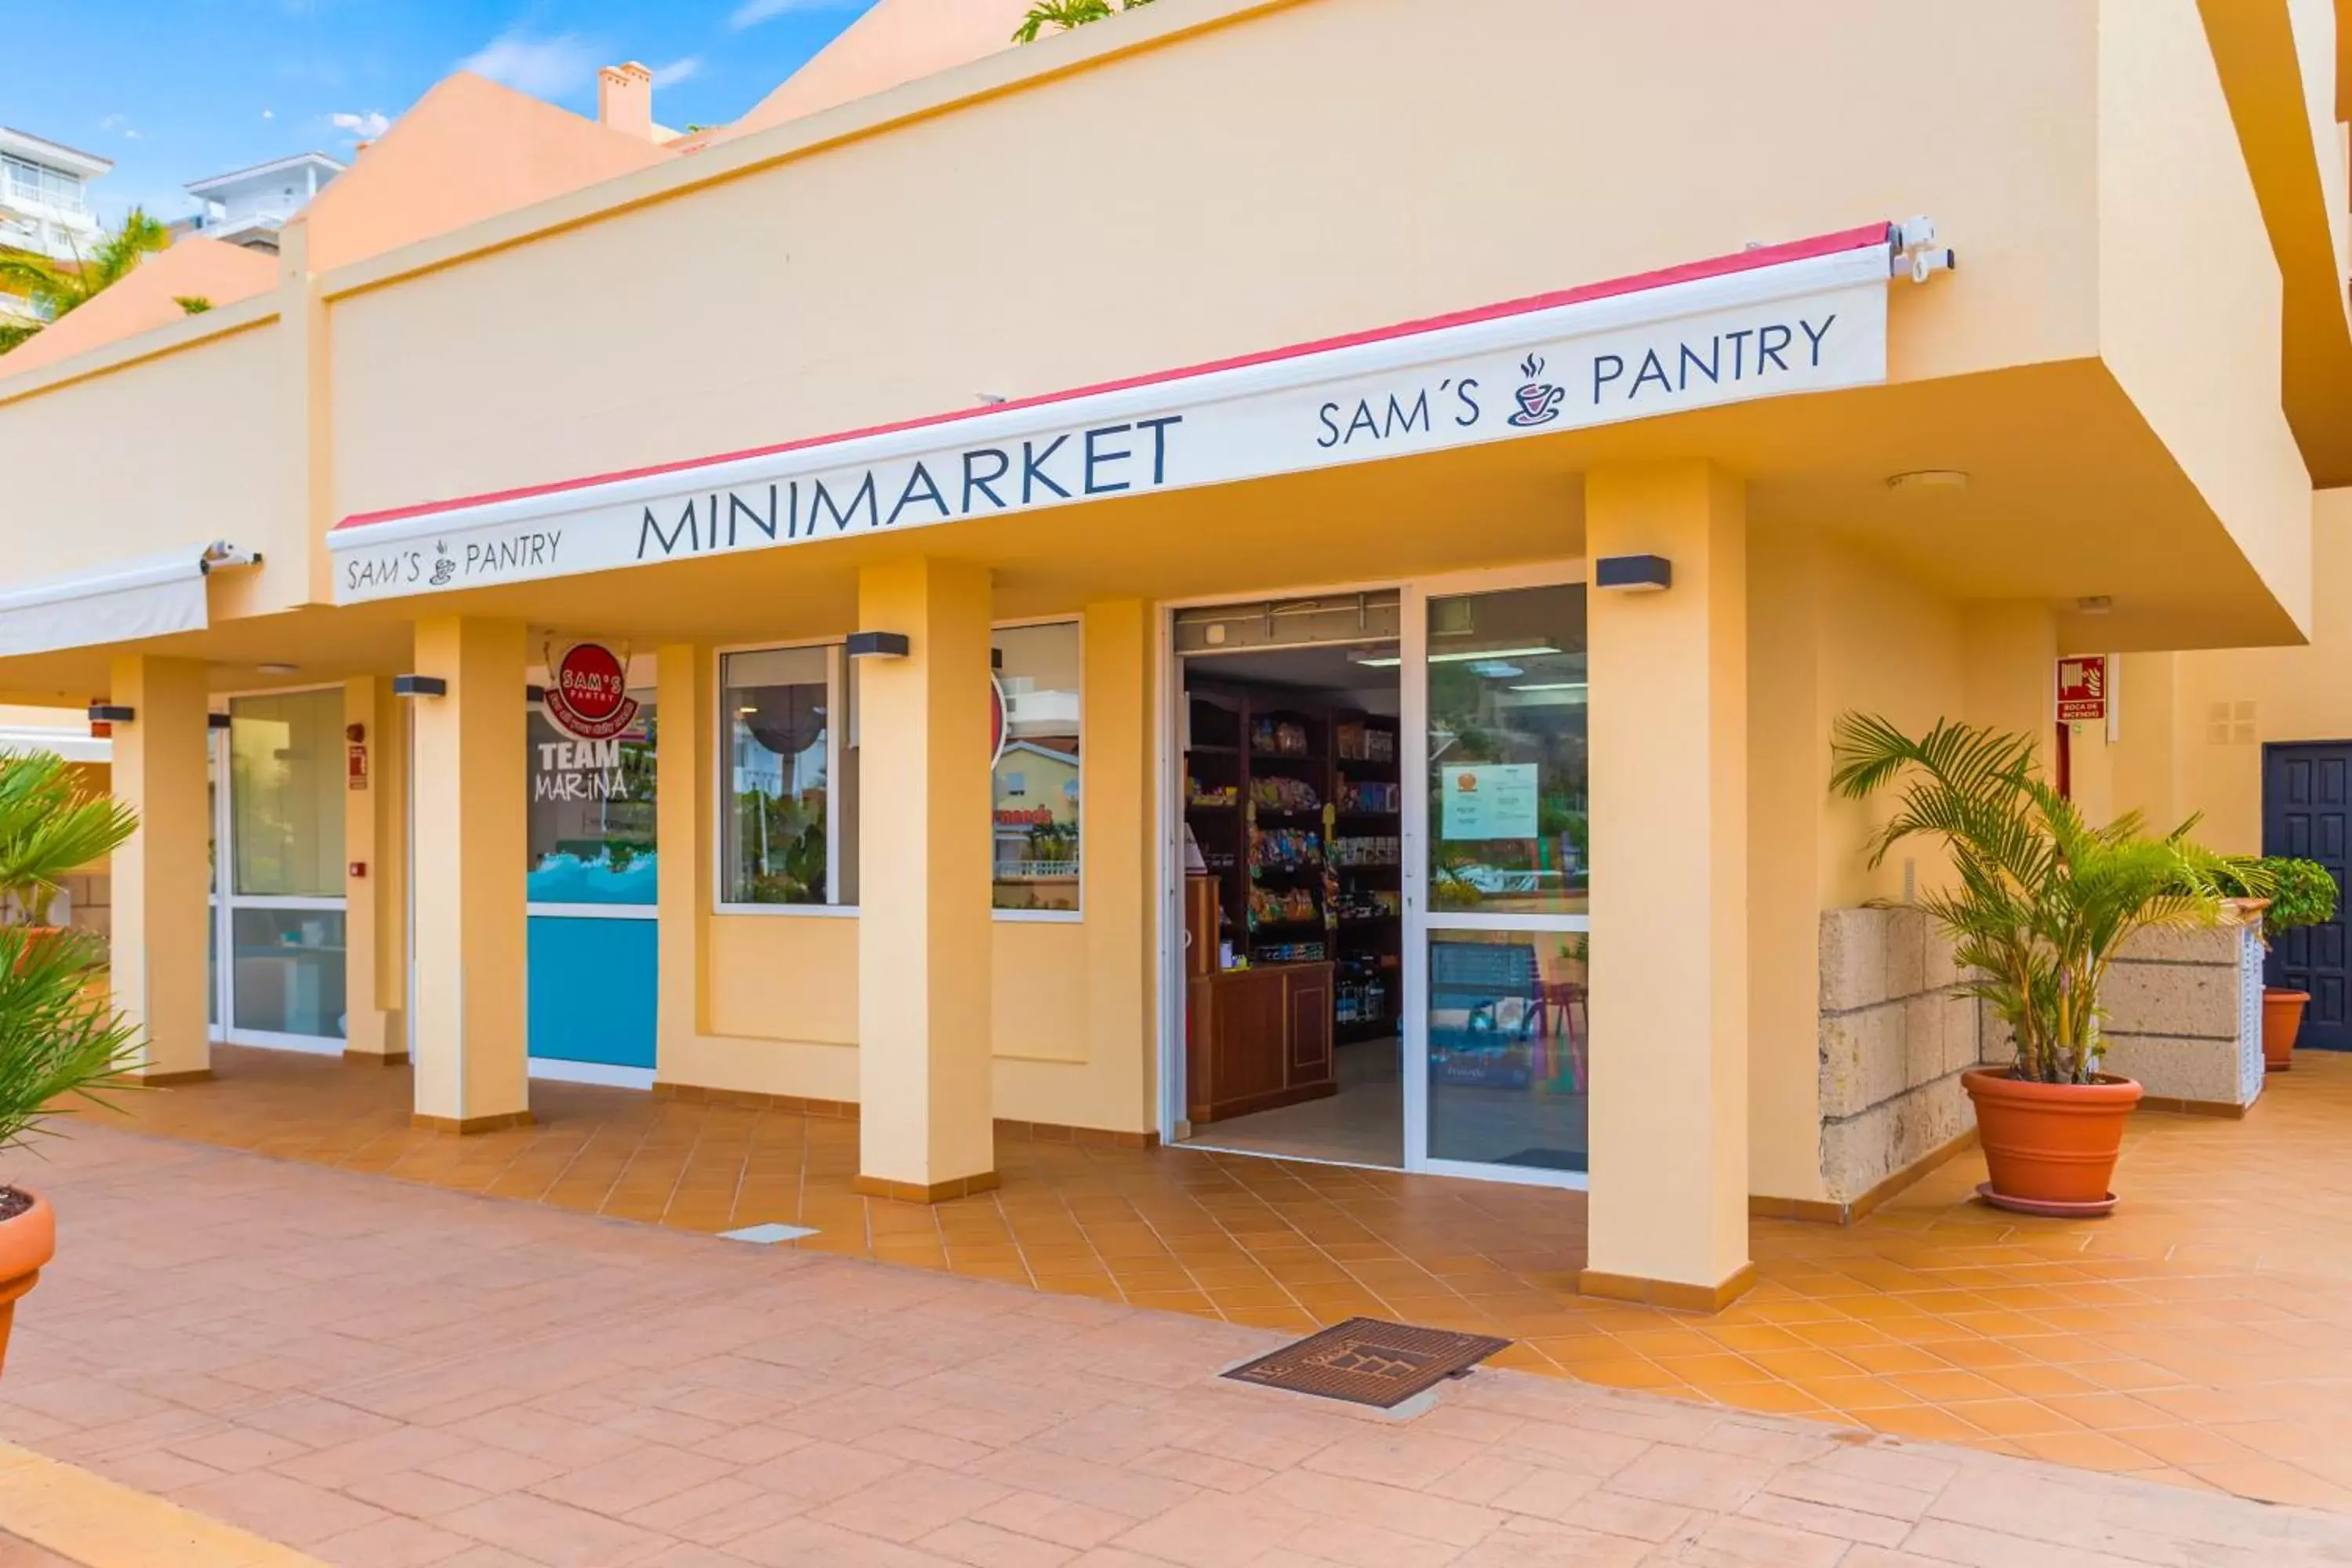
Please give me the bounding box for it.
[1425,586,1588,916]
[230,908,347,1040]
[1425,927,1587,1170]
[993,622,1081,913]
[230,689,346,898]
[527,690,658,904]
[721,647,855,906]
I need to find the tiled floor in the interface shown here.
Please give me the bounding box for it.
[8,1125,2350,1568]
[81,1045,2352,1508]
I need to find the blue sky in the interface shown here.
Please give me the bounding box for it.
[8,0,883,224]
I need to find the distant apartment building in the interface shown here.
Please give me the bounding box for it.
[0,127,111,332]
[173,152,344,253]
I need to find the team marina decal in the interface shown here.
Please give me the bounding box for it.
[329,227,1917,604]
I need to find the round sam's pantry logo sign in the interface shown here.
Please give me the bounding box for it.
[543,641,639,740]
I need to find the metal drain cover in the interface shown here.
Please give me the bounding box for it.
[1223,1316,1511,1408]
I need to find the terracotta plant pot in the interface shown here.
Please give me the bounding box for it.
[1962,1069,2143,1216]
[0,1189,53,1374]
[2262,988,2310,1073]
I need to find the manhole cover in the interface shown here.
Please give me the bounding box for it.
[1223,1317,1511,1408]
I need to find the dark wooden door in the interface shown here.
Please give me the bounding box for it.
[2264,743,2352,1050]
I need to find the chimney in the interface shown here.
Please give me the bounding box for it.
[597,62,655,141]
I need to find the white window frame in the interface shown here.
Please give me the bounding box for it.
[210,684,352,1055]
[713,637,856,916]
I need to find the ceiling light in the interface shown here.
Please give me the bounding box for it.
[256,662,299,676]
[1886,470,1969,492]
[1353,644,1559,670]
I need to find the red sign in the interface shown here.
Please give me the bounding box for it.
[2056,655,2108,723]
[347,742,368,791]
[544,641,640,740]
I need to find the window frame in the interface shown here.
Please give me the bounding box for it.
[711,637,855,917]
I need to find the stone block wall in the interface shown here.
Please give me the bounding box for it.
[1817,906,1981,1205]
[59,872,110,941]
[2081,919,2263,1109]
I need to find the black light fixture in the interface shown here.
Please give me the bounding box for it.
[1595,554,1673,593]
[391,674,448,698]
[845,631,910,659]
[524,684,547,704]
[208,713,232,731]
[86,702,134,724]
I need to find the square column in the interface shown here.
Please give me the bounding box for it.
[408,617,529,1132]
[109,655,212,1083]
[343,676,407,1063]
[855,557,997,1200]
[1582,462,1753,1311]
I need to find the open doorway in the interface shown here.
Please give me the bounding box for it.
[1175,593,1404,1167]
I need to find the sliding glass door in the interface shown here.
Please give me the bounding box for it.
[210,690,350,1049]
[1402,574,1590,1186]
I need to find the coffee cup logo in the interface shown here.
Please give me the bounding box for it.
[1508,354,1566,428]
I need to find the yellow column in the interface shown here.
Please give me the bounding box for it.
[109,655,212,1083]
[655,643,710,1082]
[1080,599,1157,1135]
[408,617,529,1131]
[855,557,996,1200]
[1581,462,1753,1310]
[341,676,406,1063]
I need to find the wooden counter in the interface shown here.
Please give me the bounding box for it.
[1184,960,1334,1123]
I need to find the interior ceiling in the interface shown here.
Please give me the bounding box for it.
[0,355,2302,706]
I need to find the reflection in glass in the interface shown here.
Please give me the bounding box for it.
[230,689,347,898]
[1425,586,1589,917]
[229,695,346,902]
[230,907,347,1038]
[1425,928,1588,1169]
[526,693,657,904]
[993,622,1081,911]
[722,647,853,905]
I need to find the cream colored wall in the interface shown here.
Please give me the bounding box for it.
[0,321,310,609]
[1748,528,1968,1205]
[2113,488,2352,852]
[651,601,1156,1134]
[325,0,2107,523]
[2099,0,2314,629]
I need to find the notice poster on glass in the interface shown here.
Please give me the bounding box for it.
[1441,763,1540,840]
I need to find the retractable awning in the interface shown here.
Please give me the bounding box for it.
[327,220,1954,606]
[0,542,260,659]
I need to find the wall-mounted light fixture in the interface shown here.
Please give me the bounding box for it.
[1594,555,1673,593]
[845,632,910,659]
[524,684,547,705]
[391,675,448,698]
[85,703,135,724]
[209,713,232,731]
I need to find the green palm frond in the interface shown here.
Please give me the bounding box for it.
[0,753,136,921]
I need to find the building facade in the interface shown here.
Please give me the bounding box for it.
[174,152,347,253]
[0,0,2347,1311]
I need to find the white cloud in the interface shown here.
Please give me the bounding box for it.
[329,110,391,139]
[98,114,142,140]
[261,108,275,121]
[730,0,856,31]
[457,29,601,99]
[650,57,701,88]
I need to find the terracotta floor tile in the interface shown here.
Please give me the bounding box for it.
[65,1044,2352,1516]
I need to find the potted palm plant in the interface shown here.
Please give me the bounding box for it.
[1830,714,2254,1216]
[0,751,140,1371]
